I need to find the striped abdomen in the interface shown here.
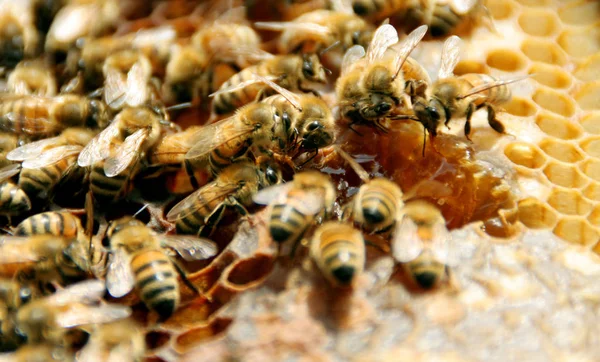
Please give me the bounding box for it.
[175,189,228,235]
[356,178,401,233]
[404,250,446,289]
[460,73,511,105]
[269,191,315,244]
[15,211,80,238]
[212,65,266,115]
[131,250,179,320]
[0,181,31,215]
[207,136,252,176]
[352,0,404,19]
[55,242,88,283]
[19,156,76,199]
[0,97,60,137]
[89,161,131,204]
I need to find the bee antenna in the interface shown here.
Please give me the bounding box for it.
[166,102,193,112]
[319,41,340,56]
[321,66,332,76]
[1,228,13,235]
[133,204,150,218]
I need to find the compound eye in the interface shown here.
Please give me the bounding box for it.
[375,103,392,114]
[266,167,279,184]
[306,121,321,131]
[19,287,32,305]
[302,61,315,77]
[428,107,441,120]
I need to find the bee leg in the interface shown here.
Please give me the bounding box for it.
[298,149,318,168]
[227,197,250,217]
[297,82,320,97]
[199,204,227,238]
[486,104,505,134]
[170,258,210,301]
[184,159,200,190]
[464,103,475,141]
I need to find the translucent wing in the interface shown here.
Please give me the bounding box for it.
[21,145,82,169]
[0,164,21,182]
[106,249,135,298]
[166,181,238,222]
[391,216,424,263]
[254,22,331,38]
[252,183,291,205]
[160,235,218,261]
[341,45,366,76]
[6,136,61,161]
[459,75,531,99]
[219,46,275,64]
[366,24,398,64]
[450,0,478,14]
[284,190,325,216]
[78,121,120,167]
[256,75,302,111]
[184,117,255,160]
[103,67,127,111]
[438,35,461,79]
[3,112,60,135]
[392,25,428,79]
[334,145,370,182]
[209,75,278,98]
[57,304,132,328]
[104,128,147,177]
[45,279,105,306]
[125,61,149,107]
[430,221,458,266]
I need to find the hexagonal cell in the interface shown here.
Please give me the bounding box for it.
[504,142,546,168]
[573,82,600,111]
[574,54,600,82]
[518,197,558,229]
[559,0,600,25]
[547,188,593,216]
[503,97,538,117]
[554,217,599,246]
[579,136,600,158]
[583,182,600,201]
[558,27,600,59]
[536,112,582,140]
[453,60,488,76]
[487,0,515,20]
[521,38,568,66]
[580,112,600,134]
[587,205,600,227]
[580,159,600,182]
[528,63,572,89]
[518,9,560,37]
[486,49,527,72]
[539,138,584,163]
[532,88,576,117]
[544,161,587,188]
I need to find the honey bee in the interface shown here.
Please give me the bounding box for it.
[6,60,57,97]
[0,278,36,351]
[406,0,494,37]
[0,343,73,362]
[335,146,404,234]
[336,24,427,132]
[167,161,281,236]
[0,133,18,169]
[211,53,327,115]
[104,217,218,320]
[253,170,335,251]
[7,127,96,200]
[412,36,527,141]
[14,211,84,240]
[0,0,40,67]
[0,94,109,139]
[0,165,31,217]
[77,319,145,362]
[351,0,406,21]
[310,221,365,288]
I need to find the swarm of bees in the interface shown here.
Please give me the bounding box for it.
[0,0,523,359]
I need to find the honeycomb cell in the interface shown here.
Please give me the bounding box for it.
[487,0,515,20]
[553,217,599,246]
[543,161,587,188]
[521,39,568,66]
[453,60,488,76]
[573,82,600,111]
[587,205,600,227]
[486,49,527,72]
[515,0,551,7]
[547,188,593,216]
[583,182,600,201]
[559,0,600,25]
[579,136,600,158]
[580,112,600,134]
[518,197,558,229]
[535,112,581,140]
[558,27,600,58]
[580,159,600,182]
[574,54,600,81]
[539,138,584,163]
[532,89,576,117]
[504,142,546,168]
[518,9,560,37]
[503,97,538,117]
[528,63,572,89]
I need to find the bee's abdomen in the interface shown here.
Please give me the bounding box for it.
[0,182,31,215]
[132,251,179,320]
[213,67,262,115]
[359,185,397,232]
[269,201,310,244]
[15,211,79,238]
[319,236,362,286]
[19,160,66,198]
[460,74,511,104]
[208,138,250,175]
[89,163,129,204]
[174,193,214,234]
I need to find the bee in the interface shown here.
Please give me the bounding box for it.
[167,161,281,236]
[14,211,84,240]
[104,217,218,320]
[405,0,494,37]
[6,60,57,97]
[336,24,427,132]
[7,127,96,200]
[411,36,527,141]
[0,94,109,139]
[335,146,404,234]
[0,1,39,67]
[253,170,335,251]
[0,165,31,217]
[211,53,327,115]
[77,106,166,204]
[0,133,18,169]
[351,0,406,21]
[15,280,131,346]
[0,278,36,351]
[76,319,145,362]
[0,343,73,362]
[310,221,365,288]
[392,200,457,289]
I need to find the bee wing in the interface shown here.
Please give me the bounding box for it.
[103,128,148,177]
[56,304,132,328]
[44,279,105,306]
[160,235,218,261]
[341,45,366,76]
[438,35,461,80]
[0,164,21,183]
[106,248,135,298]
[430,222,459,267]
[166,181,238,222]
[21,145,82,169]
[209,75,279,98]
[184,117,255,160]
[219,46,275,64]
[366,24,398,65]
[78,122,121,167]
[6,136,61,161]
[3,111,59,135]
[458,75,531,99]
[255,75,302,111]
[103,67,128,110]
[125,61,149,108]
[392,25,428,77]
[288,190,325,216]
[254,22,331,38]
[252,183,291,205]
[391,216,424,263]
[450,0,478,14]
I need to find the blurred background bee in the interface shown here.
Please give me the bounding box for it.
[104,216,217,320]
[6,59,57,97]
[0,164,31,219]
[0,278,37,351]
[167,161,281,236]
[0,0,40,67]
[76,319,145,362]
[392,200,458,289]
